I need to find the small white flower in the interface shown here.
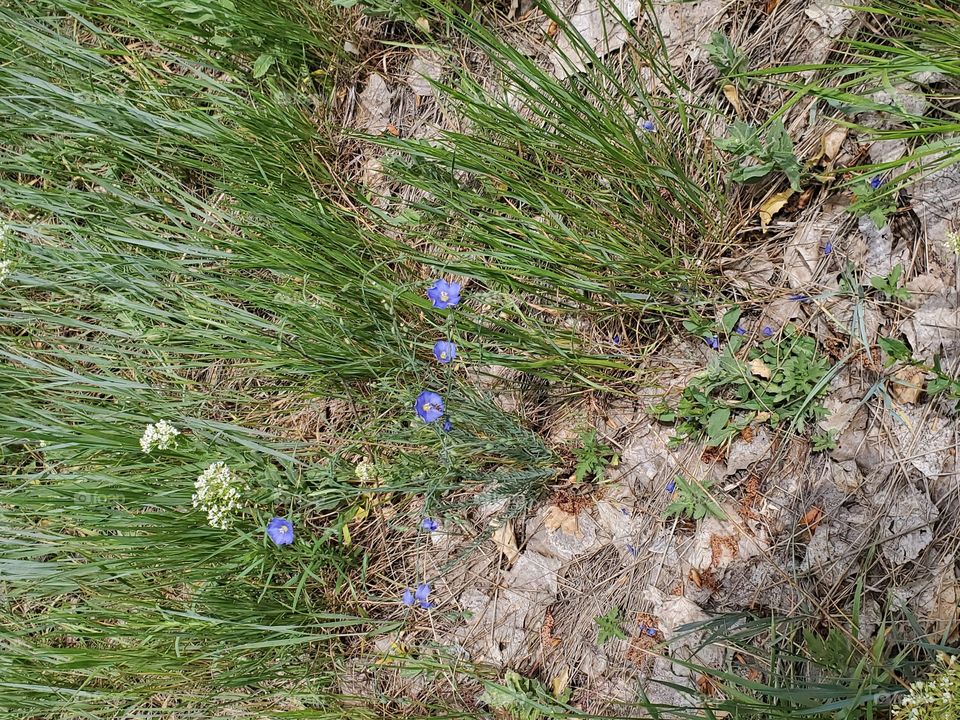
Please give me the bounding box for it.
[0,259,12,285]
[355,459,376,483]
[139,420,180,452]
[193,461,246,530]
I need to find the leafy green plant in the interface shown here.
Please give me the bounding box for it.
[715,119,803,190]
[594,607,628,646]
[811,429,838,452]
[573,428,617,483]
[656,320,831,447]
[479,670,570,720]
[870,263,911,301]
[664,475,726,521]
[704,31,750,89]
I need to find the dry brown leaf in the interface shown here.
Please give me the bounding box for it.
[800,505,823,531]
[822,125,848,161]
[543,505,582,537]
[749,358,772,379]
[890,365,925,405]
[414,16,430,33]
[755,411,771,423]
[758,189,795,232]
[722,83,744,117]
[491,520,520,564]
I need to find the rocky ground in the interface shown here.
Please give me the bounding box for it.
[333,0,960,713]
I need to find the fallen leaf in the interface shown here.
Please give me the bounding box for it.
[551,667,570,697]
[491,520,520,564]
[722,83,744,118]
[821,125,848,161]
[689,567,703,588]
[890,365,925,405]
[755,411,771,423]
[749,358,772,379]
[414,16,430,33]
[543,505,582,537]
[758,189,795,232]
[800,505,823,531]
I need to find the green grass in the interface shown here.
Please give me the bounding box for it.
[1,0,958,717]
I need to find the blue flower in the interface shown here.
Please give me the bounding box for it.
[414,582,434,609]
[402,588,415,607]
[620,506,630,516]
[734,326,746,335]
[641,119,655,132]
[762,325,774,337]
[665,479,676,493]
[869,176,882,190]
[433,340,456,364]
[421,517,439,532]
[646,627,657,636]
[426,279,461,309]
[442,418,452,433]
[266,517,294,546]
[612,334,621,346]
[788,294,809,302]
[415,390,444,423]
[704,335,720,350]
[626,543,638,557]
[824,240,833,255]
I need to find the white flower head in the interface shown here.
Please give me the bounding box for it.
[193,461,246,530]
[139,420,180,452]
[0,259,12,285]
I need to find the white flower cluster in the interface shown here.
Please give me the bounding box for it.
[192,461,245,529]
[355,459,377,484]
[0,223,11,285]
[139,420,180,452]
[894,653,960,720]
[946,230,960,256]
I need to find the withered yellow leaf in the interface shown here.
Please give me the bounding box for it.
[749,358,772,379]
[722,83,744,118]
[758,189,794,232]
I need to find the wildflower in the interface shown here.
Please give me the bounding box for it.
[704,335,720,350]
[788,293,809,302]
[402,582,434,609]
[442,418,452,433]
[355,459,376,483]
[641,119,655,132]
[612,334,621,346]
[414,582,434,609]
[193,461,245,530]
[869,176,882,190]
[620,506,630,516]
[646,627,657,636]
[945,230,960,255]
[432,340,456,364]
[139,420,180,453]
[267,517,294,546]
[665,479,676,493]
[415,390,444,423]
[0,259,11,285]
[824,240,833,255]
[626,543,638,557]
[734,326,746,335]
[421,517,439,532]
[426,278,461,309]
[762,325,774,337]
